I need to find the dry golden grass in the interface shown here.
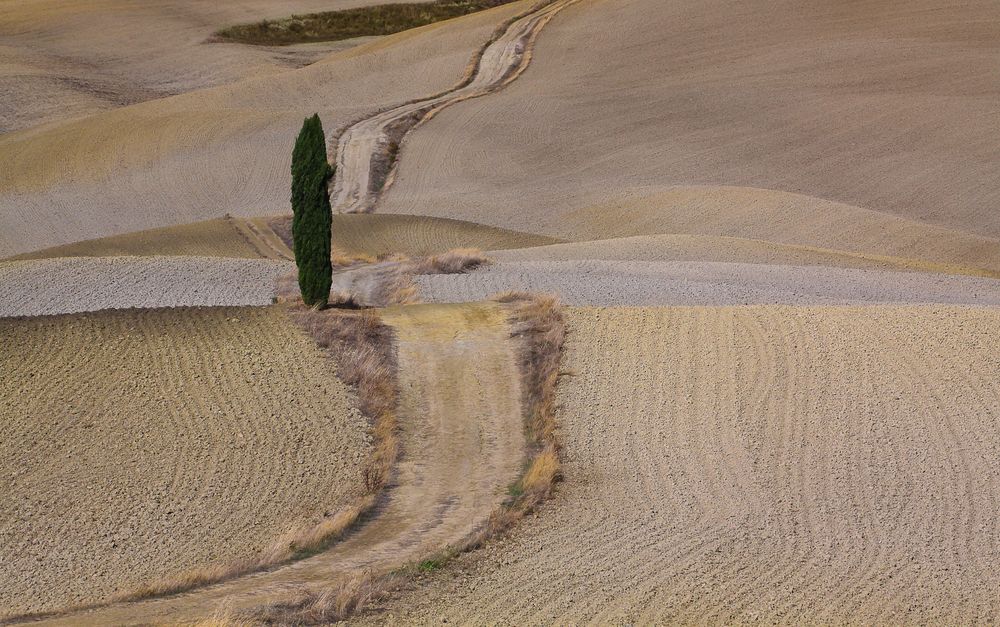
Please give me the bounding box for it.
[238,294,564,625]
[288,306,400,500]
[250,571,398,625]
[275,247,490,309]
[410,247,491,274]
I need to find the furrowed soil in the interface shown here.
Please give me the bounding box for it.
[270,214,559,258]
[0,306,370,617]
[0,0,425,133]
[0,257,293,317]
[0,0,533,257]
[416,261,1000,307]
[30,302,524,626]
[363,305,1000,625]
[378,0,1000,269]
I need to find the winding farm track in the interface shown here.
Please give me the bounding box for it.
[28,303,524,626]
[330,0,579,214]
[369,306,1000,624]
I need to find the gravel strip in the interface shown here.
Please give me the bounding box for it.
[0,257,294,317]
[416,260,1000,306]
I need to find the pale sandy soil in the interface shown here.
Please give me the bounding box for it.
[325,214,559,257]
[6,218,273,261]
[331,0,579,214]
[0,1,533,257]
[0,0,415,133]
[361,305,1000,625]
[0,306,369,617]
[379,0,1000,263]
[0,257,293,317]
[417,260,1000,307]
[35,303,524,626]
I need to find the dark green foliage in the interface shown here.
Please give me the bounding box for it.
[291,114,333,307]
[217,0,517,46]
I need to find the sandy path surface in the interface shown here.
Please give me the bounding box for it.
[33,302,524,625]
[0,257,294,317]
[0,2,529,257]
[363,305,1000,624]
[0,307,369,617]
[378,0,1000,248]
[416,260,1000,307]
[330,0,579,214]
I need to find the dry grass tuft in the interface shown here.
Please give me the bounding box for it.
[287,306,400,497]
[117,307,399,606]
[410,247,492,275]
[238,291,565,624]
[276,248,489,308]
[251,571,397,625]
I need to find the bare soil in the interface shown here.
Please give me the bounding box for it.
[0,306,369,617]
[0,1,529,257]
[416,260,1000,307]
[361,305,1000,624]
[31,303,525,625]
[269,213,559,258]
[0,0,418,133]
[0,257,293,317]
[379,0,1000,259]
[6,218,274,261]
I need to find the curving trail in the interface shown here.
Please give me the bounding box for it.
[367,306,1000,625]
[29,302,524,625]
[330,0,579,214]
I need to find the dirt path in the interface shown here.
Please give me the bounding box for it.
[366,305,1000,624]
[330,0,579,214]
[28,302,524,626]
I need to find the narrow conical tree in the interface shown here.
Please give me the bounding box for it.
[291,114,334,307]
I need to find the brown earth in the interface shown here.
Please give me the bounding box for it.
[0,306,370,618]
[0,256,293,317]
[0,1,534,257]
[361,305,1000,625]
[286,214,559,258]
[415,260,1000,307]
[378,0,1000,266]
[30,302,525,625]
[5,217,281,261]
[0,0,421,133]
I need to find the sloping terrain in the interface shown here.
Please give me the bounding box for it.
[378,0,1000,263]
[417,261,1000,307]
[0,257,293,317]
[327,214,558,257]
[35,302,524,626]
[0,306,369,617]
[0,0,413,133]
[365,305,1000,624]
[0,0,534,257]
[6,218,275,261]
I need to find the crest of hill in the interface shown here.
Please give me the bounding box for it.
[378,0,1000,267]
[0,0,533,257]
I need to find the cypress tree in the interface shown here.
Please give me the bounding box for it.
[291,114,334,307]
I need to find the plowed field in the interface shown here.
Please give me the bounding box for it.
[366,305,1000,624]
[0,306,369,617]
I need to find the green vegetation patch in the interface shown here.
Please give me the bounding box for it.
[216,0,519,46]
